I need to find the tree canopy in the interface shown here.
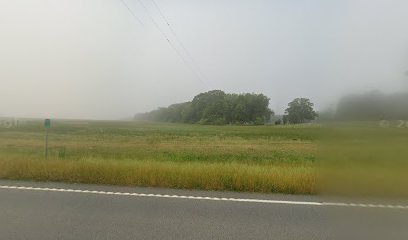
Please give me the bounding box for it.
[284,98,318,124]
[135,90,274,125]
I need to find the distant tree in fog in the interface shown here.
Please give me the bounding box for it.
[336,91,408,120]
[284,98,318,124]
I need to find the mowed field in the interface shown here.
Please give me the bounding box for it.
[0,120,318,194]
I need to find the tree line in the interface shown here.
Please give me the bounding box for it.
[135,90,319,125]
[135,90,273,125]
[135,89,407,124]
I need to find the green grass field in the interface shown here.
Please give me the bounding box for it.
[0,120,318,194]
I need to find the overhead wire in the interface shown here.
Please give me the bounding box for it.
[149,0,210,87]
[119,0,143,25]
[135,0,209,89]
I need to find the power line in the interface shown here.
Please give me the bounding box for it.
[120,0,143,25]
[135,0,209,89]
[149,0,210,85]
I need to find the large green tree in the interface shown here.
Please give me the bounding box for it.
[284,98,317,124]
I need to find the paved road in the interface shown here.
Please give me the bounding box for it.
[0,180,407,240]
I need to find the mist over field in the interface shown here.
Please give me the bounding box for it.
[1,3,408,239]
[1,0,408,120]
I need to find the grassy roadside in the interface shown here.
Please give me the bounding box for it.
[0,120,318,194]
[0,158,316,194]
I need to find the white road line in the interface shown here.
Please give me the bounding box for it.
[0,185,407,210]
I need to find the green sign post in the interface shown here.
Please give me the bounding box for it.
[44,119,51,159]
[44,119,51,129]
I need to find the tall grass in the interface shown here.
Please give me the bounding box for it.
[0,120,318,194]
[0,158,316,194]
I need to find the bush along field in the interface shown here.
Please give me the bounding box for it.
[0,120,319,194]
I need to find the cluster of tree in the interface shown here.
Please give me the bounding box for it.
[135,90,274,125]
[336,91,408,120]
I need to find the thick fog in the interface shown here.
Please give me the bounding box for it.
[1,0,407,120]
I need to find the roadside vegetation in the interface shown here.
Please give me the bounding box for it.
[0,121,318,194]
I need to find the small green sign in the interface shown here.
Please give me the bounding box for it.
[44,119,51,129]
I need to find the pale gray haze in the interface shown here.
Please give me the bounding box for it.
[1,0,407,119]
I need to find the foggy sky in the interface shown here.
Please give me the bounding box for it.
[1,0,407,120]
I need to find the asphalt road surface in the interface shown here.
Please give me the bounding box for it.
[1,180,407,240]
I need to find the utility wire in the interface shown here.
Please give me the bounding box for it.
[150,0,210,85]
[135,0,209,89]
[120,0,143,25]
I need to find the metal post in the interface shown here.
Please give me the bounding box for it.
[45,128,49,159]
[44,119,51,159]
